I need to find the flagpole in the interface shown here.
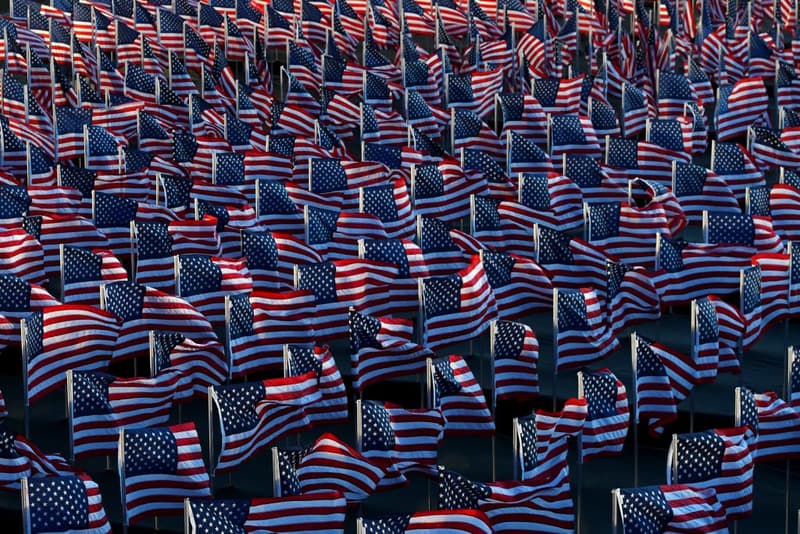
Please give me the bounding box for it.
[611,488,620,534]
[552,287,559,411]
[576,371,585,534]
[787,345,795,534]
[630,333,639,487]
[21,317,29,438]
[489,320,497,482]
[689,299,697,433]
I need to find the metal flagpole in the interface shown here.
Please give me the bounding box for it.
[489,320,497,482]
[630,333,639,487]
[576,371,585,534]
[552,287,559,411]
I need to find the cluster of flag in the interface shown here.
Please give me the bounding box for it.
[1,0,800,528]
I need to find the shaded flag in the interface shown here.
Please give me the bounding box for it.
[0,227,47,286]
[452,109,505,163]
[69,370,180,460]
[349,309,432,392]
[607,260,661,337]
[150,331,227,401]
[506,130,554,174]
[430,354,494,436]
[242,229,321,291]
[360,509,493,534]
[61,247,127,307]
[750,253,790,332]
[0,274,60,345]
[492,320,539,401]
[210,373,321,474]
[23,474,112,534]
[446,68,503,119]
[554,287,620,371]
[579,368,629,461]
[550,114,602,158]
[498,93,548,147]
[286,345,348,424]
[667,427,754,520]
[563,154,628,204]
[361,178,416,240]
[657,70,697,118]
[481,250,553,319]
[121,423,212,525]
[411,159,481,224]
[616,485,727,533]
[623,83,650,137]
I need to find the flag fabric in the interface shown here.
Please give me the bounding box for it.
[482,250,553,320]
[446,68,503,119]
[554,288,620,371]
[412,159,487,223]
[549,114,602,158]
[61,247,128,307]
[711,142,764,200]
[607,260,661,337]
[24,474,112,534]
[496,173,584,232]
[506,131,554,175]
[69,370,180,460]
[0,274,61,344]
[751,253,790,331]
[121,423,212,525]
[186,492,347,534]
[715,78,769,141]
[498,93,548,147]
[492,320,539,402]
[285,344,348,424]
[667,427,754,520]
[623,83,650,137]
[562,154,628,204]
[536,225,610,291]
[360,509,494,534]
[210,373,321,474]
[0,422,74,491]
[532,75,583,115]
[738,388,800,463]
[616,484,727,533]
[705,211,784,255]
[430,354,495,436]
[361,237,430,311]
[24,305,120,404]
[0,227,47,286]
[672,162,740,223]
[150,331,227,401]
[749,126,800,170]
[176,255,253,327]
[349,310,432,392]
[580,368,629,461]
[471,196,536,257]
[421,256,497,350]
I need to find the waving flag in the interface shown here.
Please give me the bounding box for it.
[176,255,253,326]
[446,68,503,119]
[622,83,650,137]
[24,474,112,534]
[672,162,740,223]
[554,287,619,371]
[536,225,609,291]
[210,373,321,474]
[579,368,629,461]
[711,142,764,199]
[430,354,494,436]
[532,75,583,114]
[286,345,348,424]
[616,485,727,533]
[491,320,539,401]
[61,247,127,307]
[550,114,602,158]
[452,109,504,162]
[607,260,661,337]
[150,331,226,401]
[498,93,548,147]
[737,387,800,463]
[705,211,784,255]
[506,131,554,175]
[361,509,493,533]
[481,250,552,319]
[121,423,211,525]
[667,427,754,520]
[412,159,486,222]
[715,78,768,141]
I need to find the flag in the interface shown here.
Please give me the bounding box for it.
[667,427,754,520]
[412,159,486,222]
[580,368,629,461]
[452,109,505,163]
[616,485,727,533]
[24,305,120,404]
[361,178,416,240]
[121,423,211,525]
[707,295,746,374]
[737,388,800,463]
[421,256,497,350]
[750,253,790,332]
[492,320,539,401]
[0,274,60,345]
[210,373,321,474]
[498,93,548,147]
[150,331,226,401]
[0,421,74,491]
[536,225,610,291]
[554,288,620,371]
[102,281,217,362]
[550,114,602,158]
[61,247,127,307]
[0,227,47,286]
[589,98,621,137]
[607,260,661,337]
[471,196,536,257]
[715,78,768,141]
[673,162,740,223]
[24,474,112,534]
[623,83,650,137]
[177,255,253,326]
[186,492,346,534]
[711,142,764,200]
[532,75,583,114]
[705,211,784,255]
[749,126,800,169]
[361,237,429,311]
[295,433,386,502]
[563,154,628,205]
[738,265,764,349]
[648,117,693,155]
[481,250,553,319]
[446,68,503,119]
[360,510,493,534]
[776,62,800,109]
[242,229,321,291]
[297,259,395,339]
[497,173,584,232]
[359,400,444,483]
[657,70,697,118]
[506,130,554,174]
[69,370,179,460]
[349,310,432,392]
[430,354,494,436]
[285,344,348,424]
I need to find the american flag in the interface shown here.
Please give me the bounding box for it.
[0,274,59,345]
[24,305,120,404]
[242,229,321,291]
[749,126,800,169]
[737,387,800,463]
[750,253,790,332]
[298,259,395,339]
[668,427,754,520]
[622,83,649,137]
[0,421,74,491]
[506,130,554,174]
[481,250,552,319]
[491,320,539,401]
[607,260,661,337]
[121,423,211,525]
[85,125,123,171]
[361,509,494,533]
[550,114,602,158]
[358,400,444,483]
[711,142,764,200]
[715,77,768,141]
[210,372,321,474]
[672,162,740,224]
[579,368,629,461]
[446,68,503,120]
[349,309,431,392]
[461,149,512,198]
[471,196,535,256]
[255,180,304,235]
[586,201,674,268]
[55,106,93,160]
[61,247,128,307]
[532,75,583,115]
[563,154,628,205]
[102,280,216,362]
[176,255,253,327]
[536,225,609,291]
[187,492,347,534]
[657,70,696,119]
[24,474,112,534]
[430,354,495,436]
[361,237,429,311]
[589,98,620,137]
[605,137,688,190]
[708,295,747,374]
[770,180,800,241]
[555,287,619,371]
[498,93,548,147]
[776,62,800,109]
[361,178,416,240]
[417,215,474,276]
[0,227,47,286]
[150,330,226,401]
[286,344,348,424]
[451,109,505,163]
[405,89,448,139]
[738,265,764,349]
[69,370,179,460]
[705,211,784,255]
[295,432,386,502]
[421,256,497,350]
[647,117,692,155]
[616,484,727,533]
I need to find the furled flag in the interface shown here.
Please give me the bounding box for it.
[61,247,127,307]
[715,77,768,141]
[657,70,697,118]
[23,474,112,534]
[737,387,800,463]
[358,400,444,483]
[102,281,216,362]
[285,344,348,424]
[176,255,253,327]
[589,97,621,137]
[360,509,493,534]
[616,484,727,533]
[554,288,620,371]
[704,211,784,255]
[186,492,347,534]
[24,305,119,404]
[607,260,661,337]
[579,368,629,461]
[437,467,576,533]
[491,320,539,401]
[430,354,495,436]
[69,370,180,460]
[420,256,497,350]
[349,310,432,392]
[470,196,535,256]
[150,331,226,401]
[294,433,386,502]
[210,373,321,474]
[120,423,212,526]
[667,427,754,520]
[481,250,552,320]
